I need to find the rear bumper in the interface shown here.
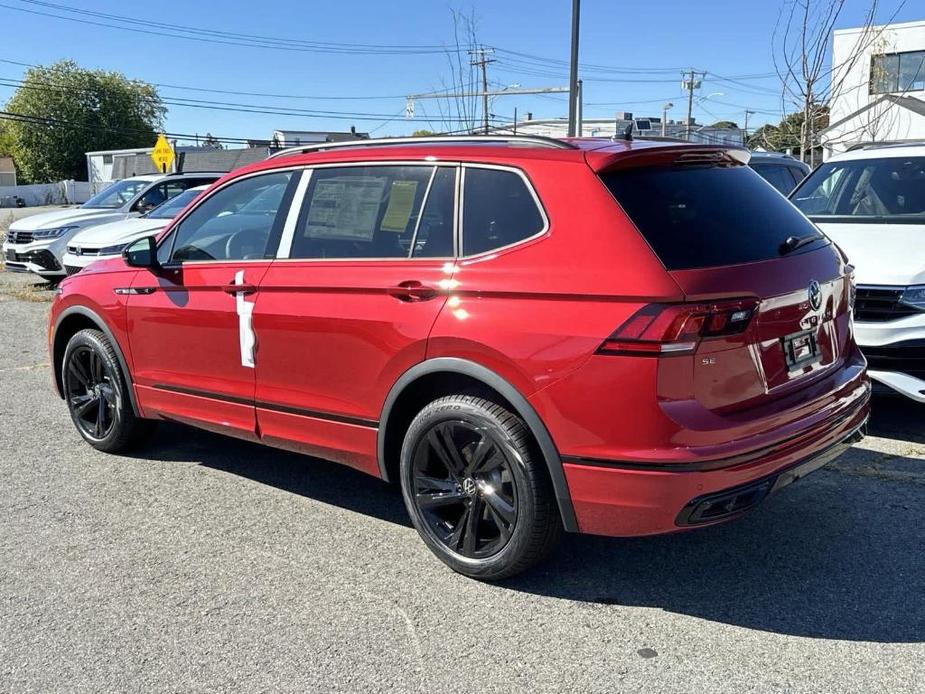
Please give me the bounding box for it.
[561,386,870,537]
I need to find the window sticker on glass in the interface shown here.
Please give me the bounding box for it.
[380,180,419,232]
[305,176,387,240]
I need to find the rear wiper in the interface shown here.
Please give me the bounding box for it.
[779,234,821,255]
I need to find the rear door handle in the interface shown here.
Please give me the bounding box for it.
[222,283,256,295]
[387,280,439,302]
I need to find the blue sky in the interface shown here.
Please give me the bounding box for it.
[0,0,919,145]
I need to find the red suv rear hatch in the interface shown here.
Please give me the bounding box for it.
[598,147,854,413]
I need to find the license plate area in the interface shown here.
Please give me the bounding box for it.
[782,329,820,371]
[5,249,18,262]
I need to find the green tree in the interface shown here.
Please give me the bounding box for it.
[4,60,165,182]
[411,129,438,137]
[710,120,739,129]
[747,107,828,157]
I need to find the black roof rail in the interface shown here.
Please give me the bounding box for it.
[267,134,577,159]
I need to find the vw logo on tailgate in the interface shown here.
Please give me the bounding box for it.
[808,280,822,311]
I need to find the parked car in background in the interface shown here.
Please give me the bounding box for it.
[749,151,811,194]
[3,172,222,281]
[49,135,869,580]
[62,185,211,275]
[791,142,925,402]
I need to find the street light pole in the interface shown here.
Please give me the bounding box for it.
[567,0,580,137]
[662,102,673,137]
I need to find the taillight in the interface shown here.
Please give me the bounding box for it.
[597,299,759,356]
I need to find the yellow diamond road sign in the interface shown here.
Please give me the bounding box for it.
[150,134,175,173]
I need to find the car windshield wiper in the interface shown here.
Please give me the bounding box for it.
[779,234,821,255]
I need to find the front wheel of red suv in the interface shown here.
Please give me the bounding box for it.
[399,395,562,581]
[62,329,156,453]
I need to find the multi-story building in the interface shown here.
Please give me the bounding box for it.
[822,19,925,158]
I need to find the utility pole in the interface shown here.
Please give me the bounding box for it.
[567,0,581,136]
[469,47,496,135]
[682,69,704,141]
[744,109,755,142]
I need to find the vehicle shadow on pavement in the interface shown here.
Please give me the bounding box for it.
[506,453,925,643]
[129,422,412,528]
[133,419,923,644]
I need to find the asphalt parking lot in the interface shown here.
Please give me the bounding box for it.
[1,269,923,693]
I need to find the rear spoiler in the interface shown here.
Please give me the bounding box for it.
[586,145,751,173]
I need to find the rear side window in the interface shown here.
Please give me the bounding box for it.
[601,164,825,270]
[463,168,545,256]
[289,165,454,259]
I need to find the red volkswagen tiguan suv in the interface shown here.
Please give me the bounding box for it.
[49,135,870,580]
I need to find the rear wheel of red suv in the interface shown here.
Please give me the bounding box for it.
[62,329,155,452]
[399,395,562,580]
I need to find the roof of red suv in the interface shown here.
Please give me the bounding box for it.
[220,135,749,182]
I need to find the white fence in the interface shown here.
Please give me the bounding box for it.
[0,180,106,207]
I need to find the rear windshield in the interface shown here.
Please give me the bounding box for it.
[601,164,826,270]
[791,156,925,222]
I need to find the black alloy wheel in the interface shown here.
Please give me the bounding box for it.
[411,419,519,559]
[64,343,117,441]
[400,395,562,581]
[62,329,156,452]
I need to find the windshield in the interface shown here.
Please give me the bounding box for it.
[82,179,150,209]
[147,188,202,219]
[792,156,925,222]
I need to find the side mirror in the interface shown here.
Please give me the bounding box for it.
[122,235,159,269]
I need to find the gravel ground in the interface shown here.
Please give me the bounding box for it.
[1,270,923,693]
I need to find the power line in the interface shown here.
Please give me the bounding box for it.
[0,0,455,55]
[0,76,485,123]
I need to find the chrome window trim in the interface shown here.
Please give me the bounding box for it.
[458,162,550,260]
[159,159,549,265]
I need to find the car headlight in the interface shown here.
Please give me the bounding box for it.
[98,243,129,255]
[899,285,925,311]
[31,225,79,239]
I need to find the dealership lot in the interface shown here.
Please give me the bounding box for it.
[1,269,923,693]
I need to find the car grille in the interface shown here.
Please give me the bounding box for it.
[67,246,103,256]
[64,265,83,276]
[854,286,921,323]
[5,249,60,270]
[862,340,925,380]
[6,230,34,244]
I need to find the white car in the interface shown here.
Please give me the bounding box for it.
[3,172,221,281]
[62,185,210,274]
[791,143,925,402]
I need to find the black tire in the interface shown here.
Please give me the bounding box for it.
[62,328,156,452]
[400,395,562,581]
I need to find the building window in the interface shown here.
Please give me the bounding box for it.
[870,50,925,94]
[102,154,113,165]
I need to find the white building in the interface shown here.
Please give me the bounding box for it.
[822,20,925,159]
[85,146,154,184]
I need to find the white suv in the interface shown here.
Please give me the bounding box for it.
[62,185,210,274]
[3,172,221,280]
[791,143,925,401]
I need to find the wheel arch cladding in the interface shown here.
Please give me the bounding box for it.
[53,306,141,416]
[378,357,578,532]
